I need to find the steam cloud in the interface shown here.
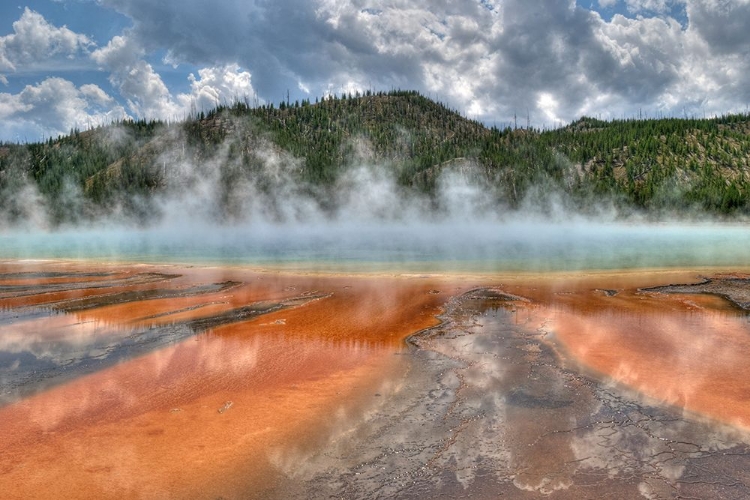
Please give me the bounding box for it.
[2,120,750,272]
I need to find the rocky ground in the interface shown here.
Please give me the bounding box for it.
[643,273,750,310]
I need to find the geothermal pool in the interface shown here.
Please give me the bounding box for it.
[2,223,750,498]
[4,221,750,270]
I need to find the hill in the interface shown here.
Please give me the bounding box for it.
[1,90,749,226]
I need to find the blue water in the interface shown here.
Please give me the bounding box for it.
[2,221,749,272]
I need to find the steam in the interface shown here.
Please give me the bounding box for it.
[2,119,750,272]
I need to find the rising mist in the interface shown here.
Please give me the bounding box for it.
[2,93,749,271]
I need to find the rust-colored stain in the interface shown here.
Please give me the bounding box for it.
[3,263,750,498]
[520,271,750,429]
[0,262,455,499]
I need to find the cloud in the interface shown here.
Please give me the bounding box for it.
[0,77,128,140]
[686,0,750,55]
[91,34,178,119]
[625,0,674,13]
[80,83,116,106]
[91,33,259,120]
[0,12,259,140]
[94,0,708,126]
[593,14,683,102]
[0,7,93,73]
[3,0,750,141]
[177,64,260,113]
[90,34,140,70]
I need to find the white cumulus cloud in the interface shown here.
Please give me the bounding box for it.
[2,0,750,140]
[0,8,93,73]
[0,77,128,140]
[178,64,259,113]
[625,0,674,13]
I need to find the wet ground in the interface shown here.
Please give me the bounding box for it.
[3,262,750,498]
[0,270,328,405]
[644,273,750,309]
[267,285,750,499]
[0,261,451,499]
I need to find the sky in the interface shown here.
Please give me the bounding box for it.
[0,0,748,142]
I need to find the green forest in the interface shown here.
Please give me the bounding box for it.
[1,90,749,225]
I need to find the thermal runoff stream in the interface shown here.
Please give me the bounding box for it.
[2,222,750,498]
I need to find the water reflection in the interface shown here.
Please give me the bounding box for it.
[6,262,750,498]
[264,280,750,499]
[0,315,407,499]
[543,284,750,427]
[0,262,446,499]
[0,266,340,405]
[0,308,197,405]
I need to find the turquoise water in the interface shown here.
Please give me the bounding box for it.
[2,221,749,272]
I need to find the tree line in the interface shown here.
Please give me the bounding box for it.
[1,89,749,225]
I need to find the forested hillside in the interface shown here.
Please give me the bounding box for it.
[1,90,749,226]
